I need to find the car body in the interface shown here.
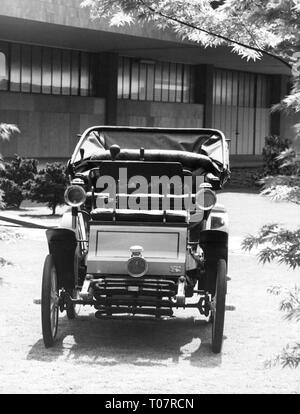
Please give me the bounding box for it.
[41,126,230,353]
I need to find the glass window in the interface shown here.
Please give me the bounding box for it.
[80,52,90,96]
[146,64,154,101]
[52,49,62,95]
[71,51,80,96]
[131,61,139,100]
[118,57,124,99]
[122,57,131,99]
[175,64,183,103]
[89,53,97,97]
[183,65,191,103]
[62,50,71,95]
[21,45,31,93]
[118,57,195,103]
[154,62,163,101]
[42,48,52,94]
[0,50,8,90]
[139,63,147,100]
[168,63,176,102]
[10,44,21,92]
[32,46,42,94]
[161,62,169,102]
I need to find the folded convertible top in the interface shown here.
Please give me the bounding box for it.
[90,149,221,175]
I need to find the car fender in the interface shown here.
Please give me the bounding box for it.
[207,203,229,233]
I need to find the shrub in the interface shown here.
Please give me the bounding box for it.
[262,135,292,176]
[0,155,38,208]
[25,162,68,215]
[0,189,5,209]
[0,155,38,186]
[0,178,23,208]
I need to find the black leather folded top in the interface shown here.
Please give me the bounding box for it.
[90,149,221,175]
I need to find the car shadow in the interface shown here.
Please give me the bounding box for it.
[19,214,62,219]
[27,312,223,368]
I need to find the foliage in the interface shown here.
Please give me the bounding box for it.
[260,145,300,203]
[0,123,20,207]
[262,135,292,176]
[0,156,38,208]
[24,163,68,215]
[243,225,300,368]
[242,224,300,269]
[0,155,38,186]
[0,189,5,210]
[0,178,23,208]
[0,123,20,142]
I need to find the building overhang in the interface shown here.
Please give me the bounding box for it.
[0,10,291,75]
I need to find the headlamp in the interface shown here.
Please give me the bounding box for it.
[195,186,217,211]
[64,185,87,207]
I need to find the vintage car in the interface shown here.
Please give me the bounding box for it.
[41,126,230,353]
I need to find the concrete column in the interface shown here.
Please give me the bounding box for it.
[270,74,290,136]
[194,64,214,128]
[93,52,119,125]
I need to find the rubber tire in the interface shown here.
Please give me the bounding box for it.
[41,255,59,348]
[211,259,227,354]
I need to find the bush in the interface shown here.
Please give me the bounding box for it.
[0,189,5,210]
[25,162,68,215]
[0,155,38,186]
[0,155,38,208]
[262,135,292,176]
[0,178,23,208]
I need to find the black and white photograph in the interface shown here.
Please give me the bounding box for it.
[0,0,299,397]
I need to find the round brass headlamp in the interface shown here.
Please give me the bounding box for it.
[64,185,87,207]
[195,187,217,211]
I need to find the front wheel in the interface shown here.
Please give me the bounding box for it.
[211,259,227,354]
[41,255,59,348]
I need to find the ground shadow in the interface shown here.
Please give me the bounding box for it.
[19,214,62,219]
[220,187,260,195]
[27,313,223,368]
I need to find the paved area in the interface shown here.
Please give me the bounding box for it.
[0,191,299,394]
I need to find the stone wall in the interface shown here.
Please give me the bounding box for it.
[0,91,105,159]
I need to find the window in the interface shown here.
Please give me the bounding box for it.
[213,68,270,108]
[32,46,42,93]
[10,44,21,92]
[21,45,31,93]
[118,57,195,103]
[2,41,96,96]
[0,50,8,90]
[42,47,52,94]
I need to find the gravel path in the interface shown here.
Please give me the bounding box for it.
[0,192,299,394]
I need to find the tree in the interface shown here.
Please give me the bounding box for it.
[24,163,68,215]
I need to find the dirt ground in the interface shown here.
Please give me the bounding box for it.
[0,191,299,394]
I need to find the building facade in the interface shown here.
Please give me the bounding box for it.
[0,0,295,166]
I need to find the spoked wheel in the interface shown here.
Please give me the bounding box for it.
[211,259,227,354]
[41,255,59,348]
